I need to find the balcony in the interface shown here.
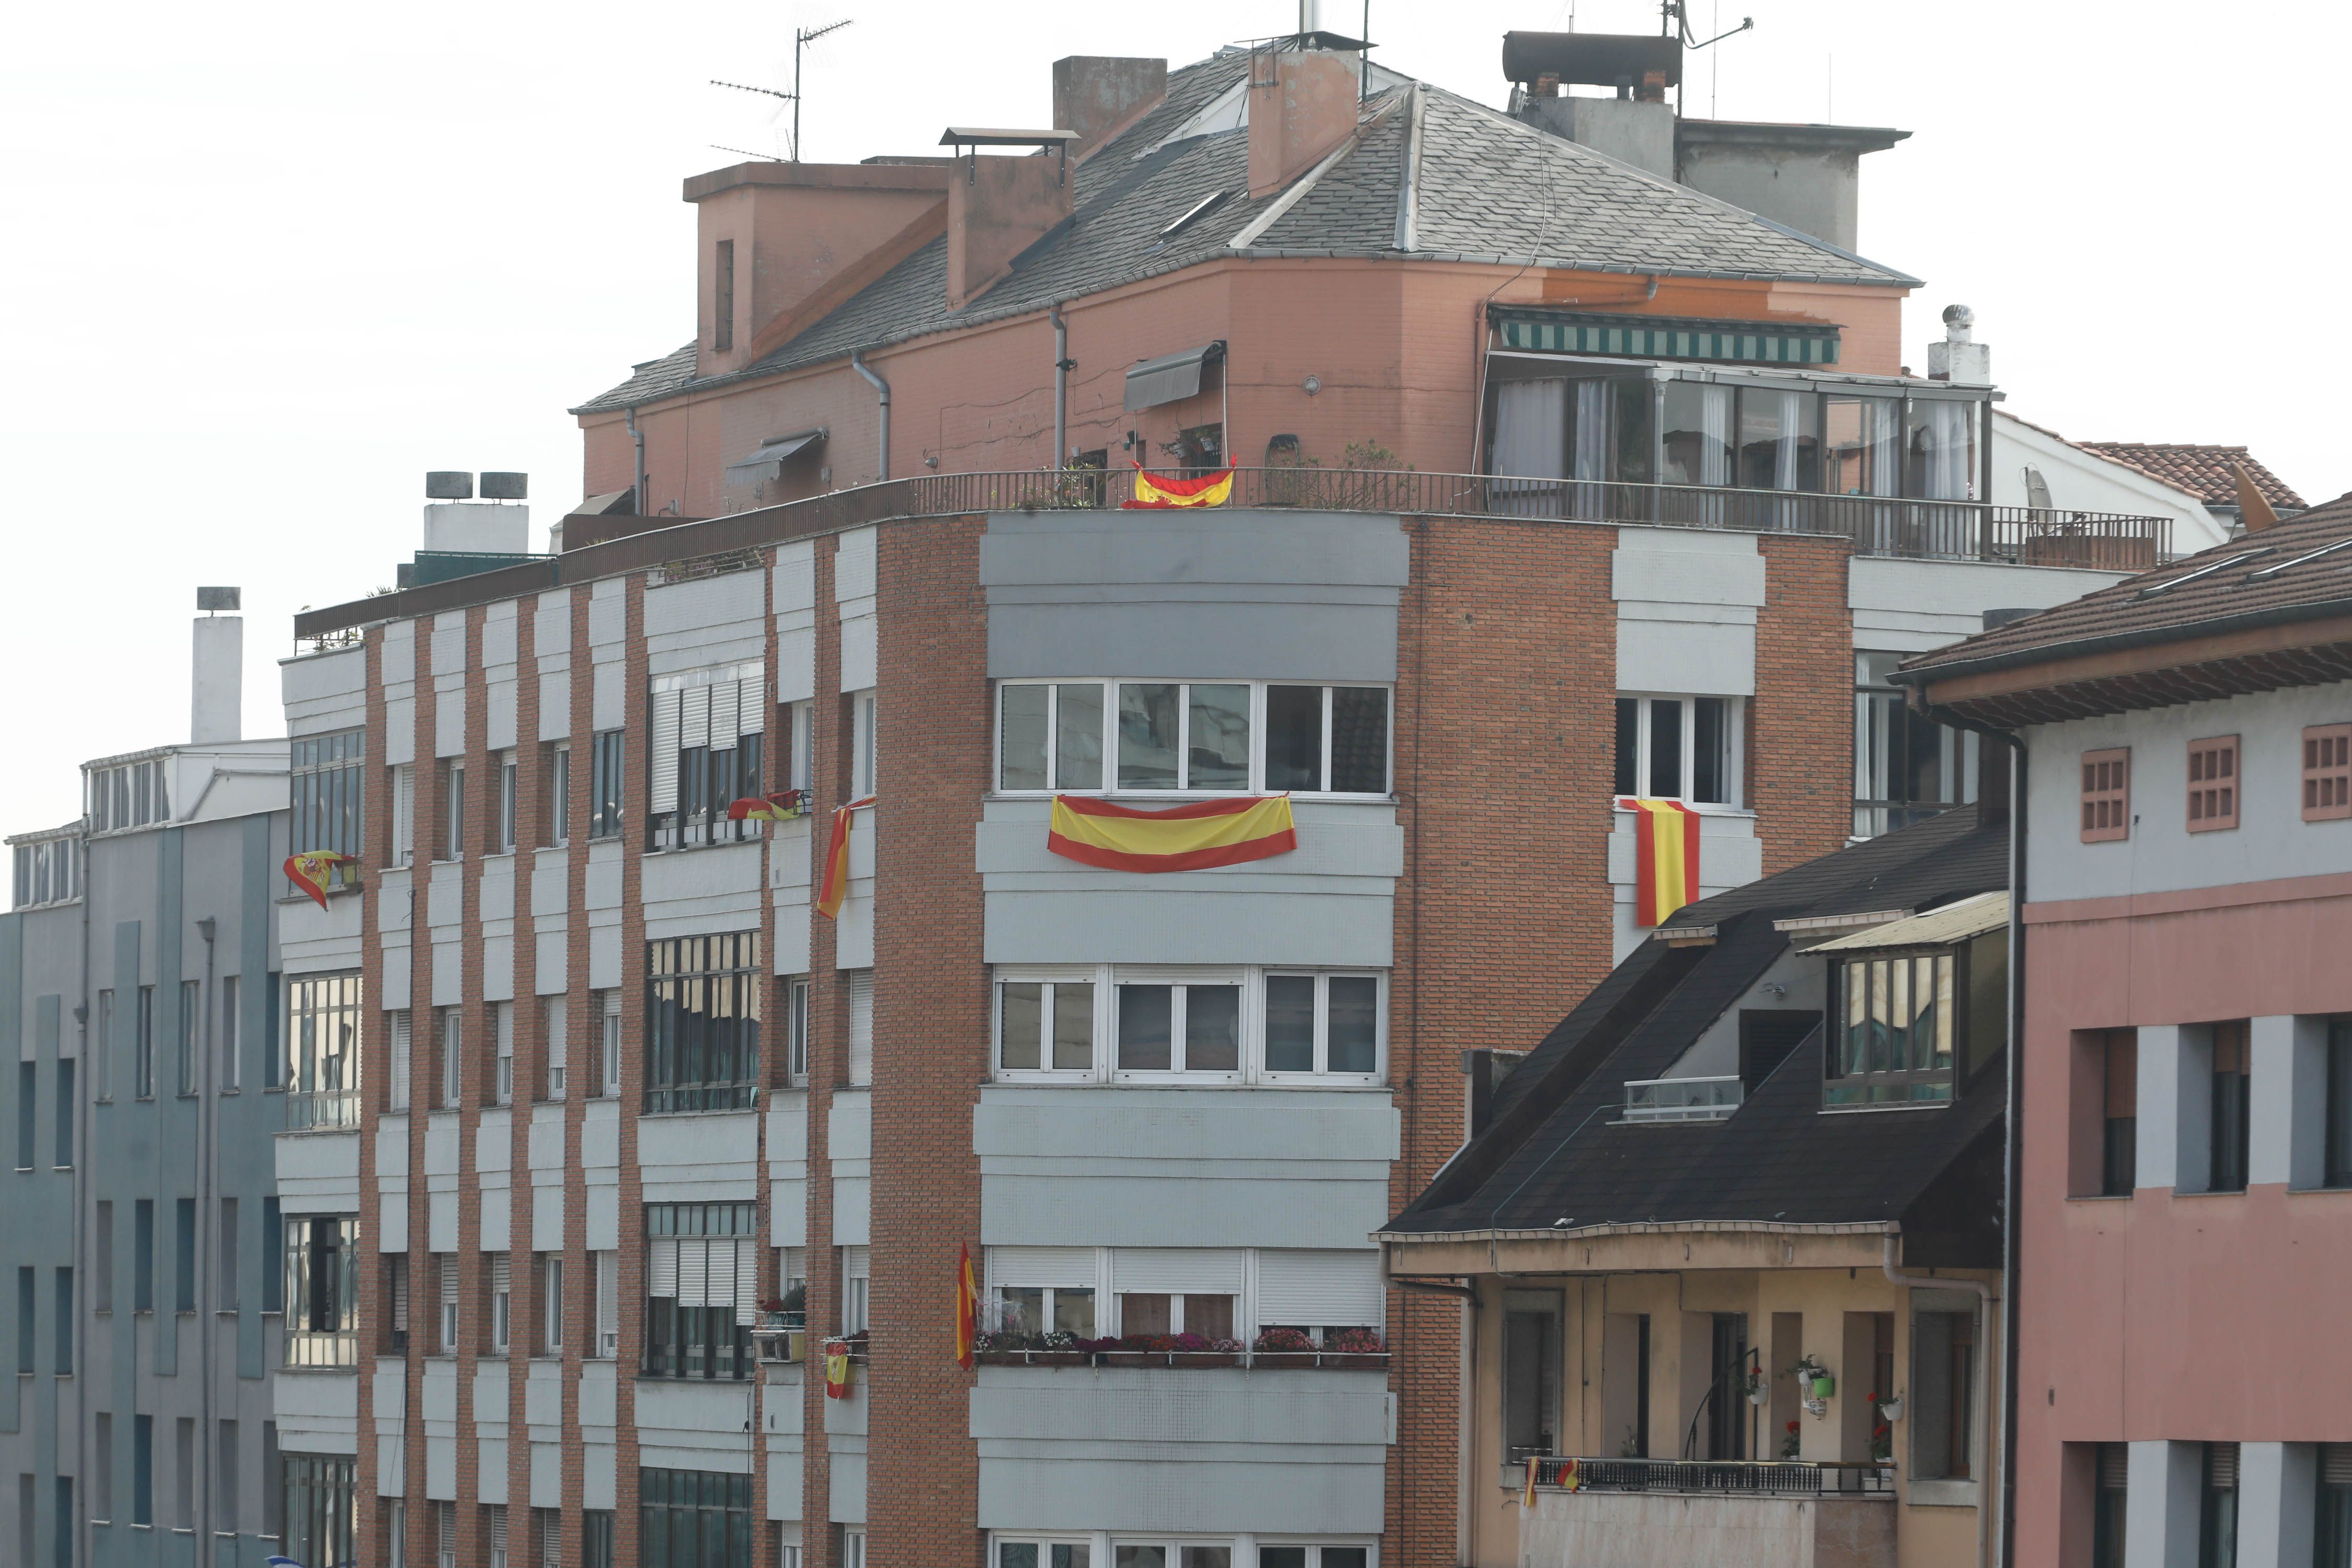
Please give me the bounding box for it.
[1522,1458,1895,1568]
[296,468,2171,643]
[1619,1075,1743,1124]
[1529,1457,1893,1496]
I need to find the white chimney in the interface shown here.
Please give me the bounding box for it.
[1928,304,1992,385]
[192,587,243,744]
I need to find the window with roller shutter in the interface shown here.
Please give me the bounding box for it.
[648,665,767,850]
[1253,1250,1385,1342]
[847,973,874,1086]
[644,1203,758,1379]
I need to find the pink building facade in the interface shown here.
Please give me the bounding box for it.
[1904,495,2352,1566]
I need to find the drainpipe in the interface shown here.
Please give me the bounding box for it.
[73,820,91,1568]
[851,350,891,482]
[196,915,218,1556]
[1882,1234,1994,1568]
[1050,304,1070,471]
[626,407,647,515]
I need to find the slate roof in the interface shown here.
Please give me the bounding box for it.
[2073,442,2304,511]
[1896,490,2352,687]
[574,45,1916,417]
[1389,806,2007,1240]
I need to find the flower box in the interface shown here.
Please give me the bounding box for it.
[1252,1351,1318,1369]
[1320,1352,1388,1371]
[1091,1350,1151,1369]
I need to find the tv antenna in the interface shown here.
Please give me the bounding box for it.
[711,16,855,163]
[1662,0,1753,50]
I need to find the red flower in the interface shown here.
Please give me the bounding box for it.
[1785,1421,1800,1433]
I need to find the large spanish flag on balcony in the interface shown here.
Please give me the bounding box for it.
[1619,797,1700,927]
[815,797,875,920]
[1047,794,1296,872]
[1123,462,1235,509]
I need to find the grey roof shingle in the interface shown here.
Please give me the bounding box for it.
[575,48,1916,417]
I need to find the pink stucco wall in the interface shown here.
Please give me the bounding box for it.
[2012,874,2352,1563]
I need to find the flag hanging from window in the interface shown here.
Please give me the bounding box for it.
[955,1241,978,1371]
[727,789,808,823]
[1618,798,1700,927]
[824,1340,855,1399]
[1122,462,1235,509]
[1046,794,1296,872]
[283,851,356,910]
[815,797,874,920]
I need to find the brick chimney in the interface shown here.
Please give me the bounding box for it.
[1053,56,1168,159]
[1248,50,1361,198]
[943,133,1077,309]
[685,162,954,375]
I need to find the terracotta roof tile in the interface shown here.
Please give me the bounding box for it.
[2072,442,2303,509]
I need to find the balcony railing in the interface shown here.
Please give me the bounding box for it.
[299,467,2172,644]
[974,1346,1389,1370]
[285,1089,362,1132]
[1529,1456,1896,1496]
[1620,1075,1743,1123]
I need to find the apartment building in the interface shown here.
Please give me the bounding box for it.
[1899,494,2352,1566]
[0,596,291,1568]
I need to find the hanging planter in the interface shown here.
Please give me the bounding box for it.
[1878,1392,1906,1422]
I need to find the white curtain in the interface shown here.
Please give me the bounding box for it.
[1492,379,1567,479]
[1572,381,1609,482]
[1698,385,1732,487]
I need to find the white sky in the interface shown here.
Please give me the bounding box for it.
[1,0,2341,836]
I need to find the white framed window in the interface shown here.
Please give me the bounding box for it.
[996,679,1392,798]
[1103,1542,1241,1567]
[847,972,874,1086]
[596,990,621,1097]
[841,1246,869,1333]
[388,1010,411,1112]
[981,1246,1383,1347]
[993,967,1386,1086]
[545,742,571,848]
[220,973,241,1091]
[842,1529,868,1568]
[436,1500,457,1568]
[787,702,815,794]
[489,1503,509,1568]
[392,764,415,867]
[991,1539,1097,1568]
[539,1254,563,1354]
[489,1254,512,1354]
[851,690,878,798]
[387,1499,405,1568]
[497,750,519,852]
[493,1001,515,1106]
[593,1250,618,1359]
[436,1254,458,1353]
[1612,694,1742,806]
[1256,1545,1375,1568]
[784,978,811,1083]
[543,997,567,1102]
[438,1008,463,1110]
[441,758,466,861]
[987,1248,1099,1340]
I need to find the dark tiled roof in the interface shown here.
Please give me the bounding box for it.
[1897,491,2352,687]
[574,48,1914,416]
[2073,442,2304,510]
[1393,806,2007,1238]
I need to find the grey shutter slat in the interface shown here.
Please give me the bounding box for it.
[649,1237,678,1298]
[848,974,874,1085]
[844,1245,870,1280]
[990,1248,1096,1291]
[490,1255,510,1295]
[708,681,740,753]
[649,690,681,814]
[392,1264,409,1332]
[1254,1250,1384,1329]
[735,1240,759,1327]
[2208,1443,2238,1489]
[736,667,766,735]
[2323,1444,2352,1486]
[1114,1249,1241,1294]
[677,1238,708,1308]
[597,1252,618,1352]
[681,684,710,751]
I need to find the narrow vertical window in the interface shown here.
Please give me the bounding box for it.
[178,978,200,1094]
[713,239,735,351]
[136,984,156,1098]
[597,990,621,1098]
[14,1062,30,1169]
[439,1254,459,1353]
[136,1198,156,1311]
[95,1412,113,1521]
[2325,1019,2352,1189]
[490,1254,512,1354]
[498,751,519,852]
[442,758,467,860]
[221,973,242,1091]
[134,1413,154,1525]
[544,996,567,1102]
[176,1197,196,1311]
[2209,1020,2251,1194]
[785,977,811,1083]
[591,729,625,838]
[540,1254,563,1354]
[2305,724,2352,822]
[54,1266,72,1371]
[2080,747,2130,841]
[220,1197,240,1308]
[261,1198,281,1312]
[393,763,416,866]
[546,742,572,847]
[389,1010,412,1112]
[2102,1030,2137,1197]
[493,1001,515,1106]
[2185,735,2239,832]
[216,1419,239,1532]
[94,990,112,1101]
[95,1202,114,1311]
[54,1059,73,1166]
[439,1009,463,1111]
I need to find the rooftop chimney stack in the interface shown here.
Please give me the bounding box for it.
[1052,56,1169,159]
[943,131,1078,309]
[192,587,243,745]
[1928,305,1991,385]
[1247,48,1361,198]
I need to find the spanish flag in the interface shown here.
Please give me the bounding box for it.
[1047,794,1296,872]
[954,1242,979,1371]
[824,1340,854,1400]
[283,851,356,910]
[1619,797,1700,927]
[814,797,874,920]
[1123,462,1235,509]
[727,789,808,823]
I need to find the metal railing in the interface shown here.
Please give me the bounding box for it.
[299,466,2170,641]
[1529,1456,1896,1496]
[1620,1074,1744,1123]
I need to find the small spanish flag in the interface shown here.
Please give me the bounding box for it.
[1046,794,1296,872]
[727,790,807,823]
[955,1241,979,1371]
[824,1340,854,1400]
[1619,797,1701,927]
[1122,462,1235,509]
[283,851,356,910]
[815,797,874,920]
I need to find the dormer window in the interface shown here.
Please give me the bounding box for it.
[1817,894,2009,1110]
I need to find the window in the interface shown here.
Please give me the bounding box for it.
[221,973,242,1091]
[220,1196,240,1308]
[2209,1020,2251,1194]
[88,757,170,834]
[14,1063,29,1169]
[2185,735,2239,832]
[437,1254,459,1353]
[135,1199,155,1311]
[54,1059,72,1167]
[489,1503,510,1568]
[1910,1303,1976,1481]
[2102,1031,2137,1196]
[995,1542,1096,1568]
[94,1412,112,1521]
[135,984,155,1098]
[852,689,878,798]
[389,1009,412,1112]
[594,1251,619,1359]
[1827,951,1957,1107]
[1261,973,1382,1080]
[497,750,519,852]
[841,1246,871,1333]
[644,1203,758,1380]
[545,742,572,847]
[584,1509,615,1568]
[217,1419,239,1533]
[286,973,363,1129]
[177,1416,195,1528]
[782,978,810,1083]
[55,1267,73,1371]
[393,764,416,867]
[9,835,76,908]
[437,1501,458,1568]
[2305,725,2352,822]
[280,1454,355,1568]
[176,1197,196,1311]
[847,972,874,1086]
[2317,1445,2352,1568]
[639,1469,752,1568]
[14,1267,30,1372]
[262,1197,283,1312]
[544,996,567,1101]
[134,1414,153,1525]
[441,758,467,860]
[649,672,767,850]
[2327,1020,2352,1189]
[596,990,621,1098]
[1255,1548,1369,1568]
[1853,653,1978,836]
[388,1253,410,1355]
[2081,747,2130,842]
[95,989,112,1101]
[284,1216,359,1366]
[785,701,815,793]
[489,1254,512,1354]
[539,1254,563,1355]
[996,976,1096,1078]
[389,1500,407,1567]
[646,933,762,1112]
[95,1202,113,1312]
[993,966,1389,1086]
[590,730,626,839]
[291,730,366,890]
[438,1008,463,1111]
[263,1423,283,1542]
[2199,1443,2238,1568]
[713,239,735,351]
[536,1507,563,1568]
[1614,695,1740,805]
[1117,977,1241,1077]
[998,681,1391,797]
[1501,1291,1561,1461]
[494,1001,515,1105]
[992,1259,1096,1339]
[178,977,200,1094]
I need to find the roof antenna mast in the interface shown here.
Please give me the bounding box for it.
[709,15,854,163]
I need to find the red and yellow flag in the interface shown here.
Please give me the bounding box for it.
[283,851,356,910]
[815,797,874,920]
[954,1241,979,1371]
[727,789,808,823]
[824,1340,854,1399]
[1046,794,1296,872]
[1619,798,1700,927]
[1122,462,1235,509]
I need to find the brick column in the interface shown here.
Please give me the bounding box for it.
[1751,535,1856,874]
[454,605,489,1568]
[509,603,541,1555]
[402,615,437,1565]
[614,575,650,1567]
[800,540,843,1567]
[355,624,388,1561]
[561,584,595,1567]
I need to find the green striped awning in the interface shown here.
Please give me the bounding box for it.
[1493,308,1840,366]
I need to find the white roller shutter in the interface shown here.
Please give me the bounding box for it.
[989,1247,1097,1291]
[847,974,874,1086]
[391,1262,409,1332]
[490,1255,511,1296]
[681,684,711,750]
[390,1011,411,1111]
[708,681,740,753]
[1114,1249,1243,1295]
[649,1237,679,1298]
[843,1245,870,1280]
[1254,1250,1385,1330]
[649,690,681,814]
[676,1239,710,1307]
[735,1238,760,1325]
[596,1252,619,1358]
[735,667,766,736]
